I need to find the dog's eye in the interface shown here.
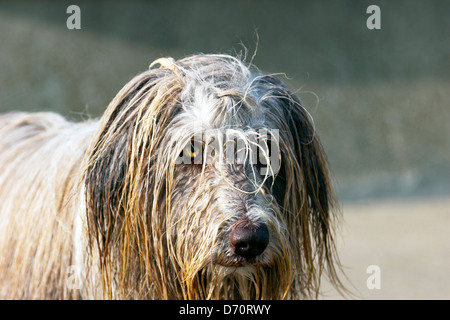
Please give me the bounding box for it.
[182,141,201,161]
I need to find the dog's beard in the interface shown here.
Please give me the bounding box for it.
[177,260,293,300]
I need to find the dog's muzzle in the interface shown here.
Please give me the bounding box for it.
[229,221,269,260]
[211,217,270,268]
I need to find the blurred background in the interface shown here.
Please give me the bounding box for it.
[0,0,448,299]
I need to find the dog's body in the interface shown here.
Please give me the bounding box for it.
[0,54,342,299]
[0,113,94,299]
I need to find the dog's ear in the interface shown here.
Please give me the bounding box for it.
[82,61,190,298]
[254,74,339,297]
[255,75,333,215]
[285,90,332,223]
[84,74,150,250]
[83,70,182,269]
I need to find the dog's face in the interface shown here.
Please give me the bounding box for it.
[84,54,339,299]
[168,112,287,287]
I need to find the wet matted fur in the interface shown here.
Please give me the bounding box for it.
[0,54,343,299]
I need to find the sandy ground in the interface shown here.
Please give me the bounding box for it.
[319,196,450,300]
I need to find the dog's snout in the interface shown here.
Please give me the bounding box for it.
[229,221,269,260]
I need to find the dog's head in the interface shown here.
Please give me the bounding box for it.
[84,54,341,299]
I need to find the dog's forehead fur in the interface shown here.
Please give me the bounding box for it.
[158,54,270,129]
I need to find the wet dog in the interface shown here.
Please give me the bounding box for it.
[0,54,342,299]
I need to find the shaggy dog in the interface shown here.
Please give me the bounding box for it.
[0,54,342,299]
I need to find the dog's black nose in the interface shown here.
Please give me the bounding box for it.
[229,222,269,260]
